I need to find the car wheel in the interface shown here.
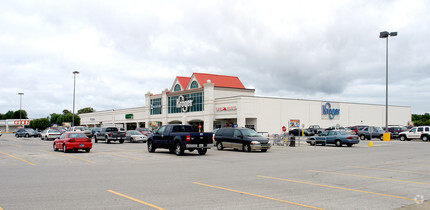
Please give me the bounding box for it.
[360,135,366,140]
[243,144,251,152]
[85,148,90,153]
[15,134,19,138]
[335,140,342,147]
[217,142,224,150]
[53,143,58,151]
[25,134,29,138]
[399,135,406,141]
[261,149,268,152]
[310,140,316,146]
[346,143,353,147]
[197,148,207,155]
[147,140,156,153]
[175,142,184,156]
[379,135,384,141]
[421,135,429,142]
[119,140,124,144]
[63,144,68,153]
[105,136,110,144]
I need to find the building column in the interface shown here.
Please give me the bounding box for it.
[203,80,215,132]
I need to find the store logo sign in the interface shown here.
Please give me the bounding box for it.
[176,95,193,112]
[322,102,340,120]
[216,106,237,112]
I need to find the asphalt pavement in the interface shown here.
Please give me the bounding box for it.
[0,133,429,210]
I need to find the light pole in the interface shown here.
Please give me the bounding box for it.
[379,31,397,140]
[18,92,24,128]
[72,71,79,127]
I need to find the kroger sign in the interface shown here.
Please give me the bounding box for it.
[322,102,340,120]
[176,95,193,112]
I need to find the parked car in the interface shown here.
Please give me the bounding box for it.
[136,128,151,136]
[94,127,126,143]
[214,127,271,152]
[308,125,324,134]
[90,127,102,136]
[398,126,430,141]
[356,126,388,140]
[15,128,39,138]
[70,126,92,138]
[0,130,2,137]
[53,132,92,153]
[53,127,67,134]
[325,126,346,131]
[307,130,360,147]
[386,126,408,139]
[289,128,314,136]
[147,124,213,155]
[40,129,62,140]
[347,125,367,135]
[125,130,148,143]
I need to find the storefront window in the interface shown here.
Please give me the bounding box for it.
[168,92,204,113]
[150,98,162,115]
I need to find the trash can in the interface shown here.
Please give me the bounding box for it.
[289,136,295,147]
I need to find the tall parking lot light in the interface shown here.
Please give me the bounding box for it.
[18,92,24,128]
[379,31,397,140]
[72,71,79,127]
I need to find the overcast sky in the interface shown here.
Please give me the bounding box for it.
[1,0,429,119]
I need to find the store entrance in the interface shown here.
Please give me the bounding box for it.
[188,120,204,132]
[126,123,137,130]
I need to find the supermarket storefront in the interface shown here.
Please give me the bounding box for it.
[80,73,411,135]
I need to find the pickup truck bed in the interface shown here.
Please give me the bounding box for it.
[147,124,213,155]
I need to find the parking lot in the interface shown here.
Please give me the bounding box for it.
[0,133,429,210]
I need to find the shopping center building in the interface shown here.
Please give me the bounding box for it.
[80,73,411,135]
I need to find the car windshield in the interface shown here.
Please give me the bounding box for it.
[68,133,87,138]
[241,129,261,137]
[128,131,142,135]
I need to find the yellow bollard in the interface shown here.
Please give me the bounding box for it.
[369,141,373,147]
[383,133,391,141]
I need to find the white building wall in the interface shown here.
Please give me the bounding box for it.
[234,96,411,135]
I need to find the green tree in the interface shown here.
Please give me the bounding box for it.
[78,107,95,114]
[3,110,14,119]
[29,118,51,131]
[55,113,80,126]
[50,113,61,125]
[62,109,71,115]
[412,113,430,126]
[13,110,28,119]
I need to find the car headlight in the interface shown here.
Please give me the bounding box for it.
[251,141,261,145]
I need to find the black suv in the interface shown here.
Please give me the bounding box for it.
[386,126,408,139]
[214,128,271,152]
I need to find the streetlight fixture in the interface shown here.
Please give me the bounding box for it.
[379,31,397,141]
[72,71,80,127]
[18,92,24,128]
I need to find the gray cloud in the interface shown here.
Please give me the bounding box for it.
[1,0,429,119]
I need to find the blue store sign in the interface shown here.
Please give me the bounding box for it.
[322,102,340,120]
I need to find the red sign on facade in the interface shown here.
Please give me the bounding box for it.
[14,120,30,125]
[282,126,287,132]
